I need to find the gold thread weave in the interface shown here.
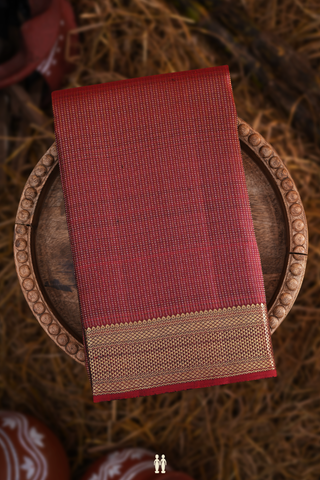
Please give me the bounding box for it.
[85,303,275,396]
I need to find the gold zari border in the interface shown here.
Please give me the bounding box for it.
[85,304,276,396]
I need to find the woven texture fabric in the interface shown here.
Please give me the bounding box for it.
[52,65,276,402]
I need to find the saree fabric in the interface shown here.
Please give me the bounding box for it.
[52,65,276,402]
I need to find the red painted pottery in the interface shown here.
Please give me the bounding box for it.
[80,448,194,480]
[0,410,70,480]
[0,0,77,91]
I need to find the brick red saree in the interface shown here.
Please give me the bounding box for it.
[52,65,276,402]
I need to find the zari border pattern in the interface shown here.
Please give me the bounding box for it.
[85,303,276,397]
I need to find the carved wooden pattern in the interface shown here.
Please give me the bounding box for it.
[14,121,308,362]
[237,118,308,333]
[14,144,85,364]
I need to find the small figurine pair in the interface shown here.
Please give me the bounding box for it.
[154,454,167,474]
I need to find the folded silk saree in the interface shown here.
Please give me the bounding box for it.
[52,65,277,402]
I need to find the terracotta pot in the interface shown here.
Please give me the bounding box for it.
[81,448,194,480]
[0,410,70,480]
[0,0,78,91]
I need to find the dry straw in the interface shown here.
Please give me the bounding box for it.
[0,0,320,478]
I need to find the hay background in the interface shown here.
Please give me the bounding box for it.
[1,0,320,479]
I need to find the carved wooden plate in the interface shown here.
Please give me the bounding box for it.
[13,118,308,364]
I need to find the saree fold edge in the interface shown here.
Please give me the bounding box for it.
[85,303,277,402]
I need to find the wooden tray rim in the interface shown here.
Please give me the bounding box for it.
[13,118,308,364]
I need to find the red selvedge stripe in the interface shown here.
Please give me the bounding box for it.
[93,370,278,403]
